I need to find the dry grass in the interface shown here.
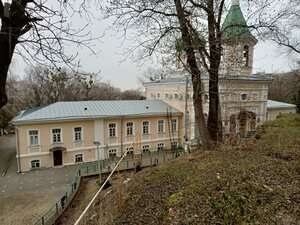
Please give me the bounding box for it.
[66,114,300,225]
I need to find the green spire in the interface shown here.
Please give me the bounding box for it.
[221,2,256,41]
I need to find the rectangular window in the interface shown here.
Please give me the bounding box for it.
[74,127,82,141]
[109,149,117,157]
[171,142,178,148]
[126,122,133,136]
[109,123,116,137]
[75,154,83,162]
[157,120,164,133]
[142,145,150,153]
[171,119,177,131]
[142,121,150,134]
[29,130,39,146]
[31,160,40,168]
[52,128,61,143]
[126,147,134,156]
[157,143,164,151]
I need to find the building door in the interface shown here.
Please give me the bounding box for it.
[53,150,63,166]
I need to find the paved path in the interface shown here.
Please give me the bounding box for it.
[0,135,81,225]
[0,134,16,176]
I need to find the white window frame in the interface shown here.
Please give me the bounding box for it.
[126,147,134,155]
[73,126,83,142]
[126,122,134,136]
[171,119,177,131]
[142,121,150,135]
[171,141,178,148]
[108,149,117,157]
[51,128,62,144]
[31,159,41,168]
[75,154,83,163]
[157,143,164,151]
[28,129,40,146]
[142,145,150,153]
[108,123,117,138]
[157,120,164,133]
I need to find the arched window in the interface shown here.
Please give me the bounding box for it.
[243,45,249,66]
[241,93,247,100]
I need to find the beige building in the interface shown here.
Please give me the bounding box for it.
[267,100,297,121]
[144,0,273,139]
[12,100,183,172]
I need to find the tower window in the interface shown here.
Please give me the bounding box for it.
[243,45,249,66]
[241,94,247,100]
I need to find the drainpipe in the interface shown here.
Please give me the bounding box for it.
[120,116,124,156]
[15,127,21,173]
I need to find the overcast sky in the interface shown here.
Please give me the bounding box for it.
[11,0,298,91]
[74,33,296,91]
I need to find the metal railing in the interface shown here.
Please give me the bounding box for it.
[31,169,81,225]
[80,147,185,176]
[31,147,185,225]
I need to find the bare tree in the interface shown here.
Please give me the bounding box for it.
[0,0,98,109]
[103,0,227,147]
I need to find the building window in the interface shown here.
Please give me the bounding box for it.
[171,142,178,148]
[74,127,82,141]
[109,149,117,157]
[52,128,61,143]
[174,93,179,99]
[165,93,169,98]
[142,121,150,134]
[142,145,150,153]
[75,154,83,162]
[157,93,160,98]
[171,119,177,131]
[29,130,39,146]
[157,120,164,133]
[126,122,134,136]
[157,143,164,151]
[109,123,116,137]
[241,94,247,100]
[31,160,40,168]
[126,147,134,155]
[243,45,249,66]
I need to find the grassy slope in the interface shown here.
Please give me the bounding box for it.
[112,114,300,225]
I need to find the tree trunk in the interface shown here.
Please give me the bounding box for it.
[0,0,32,109]
[207,0,222,144]
[174,0,211,148]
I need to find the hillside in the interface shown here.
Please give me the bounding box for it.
[70,114,300,225]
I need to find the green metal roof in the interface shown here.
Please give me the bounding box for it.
[11,100,182,124]
[222,4,255,41]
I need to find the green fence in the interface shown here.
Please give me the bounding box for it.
[80,147,185,176]
[31,147,185,225]
[31,169,81,225]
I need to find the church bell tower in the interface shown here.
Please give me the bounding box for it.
[220,0,257,76]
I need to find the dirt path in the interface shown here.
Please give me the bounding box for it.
[56,170,137,225]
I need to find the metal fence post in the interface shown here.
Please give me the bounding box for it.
[42,216,44,225]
